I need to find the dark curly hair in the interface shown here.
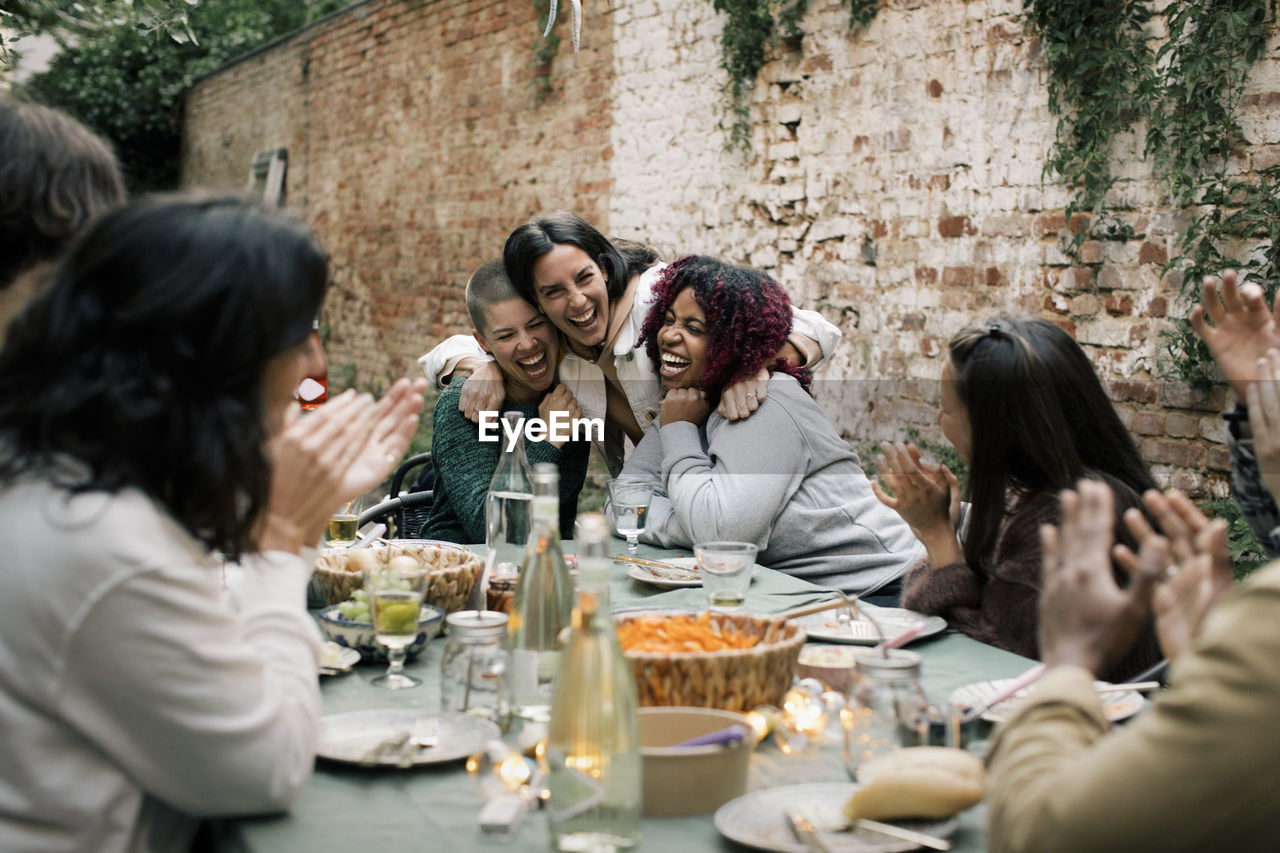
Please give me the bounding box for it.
[503,211,660,307]
[639,255,810,405]
[0,97,125,289]
[0,193,328,558]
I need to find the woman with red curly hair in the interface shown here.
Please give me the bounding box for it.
[620,256,923,598]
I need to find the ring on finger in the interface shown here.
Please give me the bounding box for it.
[1165,564,1180,580]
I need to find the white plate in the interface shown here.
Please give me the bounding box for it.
[950,677,1146,724]
[319,643,360,674]
[714,782,959,853]
[625,558,762,589]
[316,709,500,767]
[796,607,947,646]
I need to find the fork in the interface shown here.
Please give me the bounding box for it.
[784,809,831,852]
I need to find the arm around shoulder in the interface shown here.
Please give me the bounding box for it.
[418,334,489,390]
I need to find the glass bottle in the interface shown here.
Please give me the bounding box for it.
[507,462,573,722]
[441,610,511,730]
[486,411,534,579]
[842,648,930,777]
[295,318,328,410]
[546,513,640,851]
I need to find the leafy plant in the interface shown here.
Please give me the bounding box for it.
[710,0,878,150]
[530,0,561,98]
[19,0,351,192]
[1199,496,1269,580]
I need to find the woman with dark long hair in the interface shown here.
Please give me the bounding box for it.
[0,194,427,851]
[619,255,922,596]
[419,211,842,473]
[873,316,1162,681]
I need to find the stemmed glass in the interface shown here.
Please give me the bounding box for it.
[607,479,653,556]
[365,560,430,689]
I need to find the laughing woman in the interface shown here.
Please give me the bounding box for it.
[420,259,589,543]
[618,255,923,598]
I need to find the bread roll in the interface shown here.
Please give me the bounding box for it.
[843,747,985,822]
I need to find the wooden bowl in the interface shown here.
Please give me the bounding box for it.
[312,540,482,614]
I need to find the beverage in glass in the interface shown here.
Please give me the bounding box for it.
[606,479,653,556]
[326,514,358,542]
[695,541,757,610]
[365,558,430,689]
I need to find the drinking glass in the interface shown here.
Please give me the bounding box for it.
[365,561,430,689]
[326,495,364,546]
[607,479,653,556]
[695,541,757,610]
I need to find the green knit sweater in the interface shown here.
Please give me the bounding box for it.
[420,382,590,544]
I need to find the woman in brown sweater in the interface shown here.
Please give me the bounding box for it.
[873,316,1162,682]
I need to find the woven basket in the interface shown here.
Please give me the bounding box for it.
[312,540,483,614]
[618,610,807,712]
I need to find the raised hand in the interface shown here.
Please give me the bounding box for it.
[1038,480,1160,674]
[1190,269,1280,399]
[718,367,769,420]
[457,359,504,424]
[871,441,961,565]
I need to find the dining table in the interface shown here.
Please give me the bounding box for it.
[209,542,1039,852]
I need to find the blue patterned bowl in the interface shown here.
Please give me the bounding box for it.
[314,603,445,662]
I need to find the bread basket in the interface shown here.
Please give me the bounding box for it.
[312,540,483,614]
[617,610,806,712]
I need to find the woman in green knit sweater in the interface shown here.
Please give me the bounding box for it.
[421,260,589,543]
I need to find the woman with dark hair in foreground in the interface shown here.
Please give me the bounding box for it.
[619,255,922,597]
[874,315,1161,681]
[0,194,428,852]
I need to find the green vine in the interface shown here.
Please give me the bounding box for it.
[1026,1,1277,386]
[530,0,561,100]
[712,0,878,150]
[1021,0,1155,250]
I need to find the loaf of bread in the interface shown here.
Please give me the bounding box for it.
[843,747,986,822]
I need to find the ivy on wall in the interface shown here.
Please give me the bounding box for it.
[711,0,878,150]
[1024,0,1276,386]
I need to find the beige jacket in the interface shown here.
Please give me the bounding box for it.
[987,562,1280,853]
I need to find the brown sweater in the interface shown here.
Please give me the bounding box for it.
[901,487,1162,683]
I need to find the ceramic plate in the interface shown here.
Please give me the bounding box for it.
[625,558,762,589]
[714,782,959,853]
[796,607,947,646]
[950,678,1146,725]
[316,709,499,767]
[318,643,360,674]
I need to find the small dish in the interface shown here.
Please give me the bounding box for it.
[315,709,500,767]
[950,677,1146,724]
[796,607,946,646]
[714,782,959,853]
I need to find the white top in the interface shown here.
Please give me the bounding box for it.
[419,263,843,437]
[0,476,323,853]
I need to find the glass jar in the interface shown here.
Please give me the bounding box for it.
[842,649,930,777]
[442,610,511,730]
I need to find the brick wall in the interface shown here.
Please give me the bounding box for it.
[183,0,1280,496]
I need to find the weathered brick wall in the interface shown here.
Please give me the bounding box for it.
[183,0,1280,496]
[183,0,617,389]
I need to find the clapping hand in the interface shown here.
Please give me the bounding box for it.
[1114,489,1232,662]
[1190,269,1280,399]
[1038,481,1161,675]
[871,441,961,540]
[259,379,429,553]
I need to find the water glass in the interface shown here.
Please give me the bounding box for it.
[365,560,430,690]
[326,495,364,545]
[607,479,653,555]
[695,541,757,610]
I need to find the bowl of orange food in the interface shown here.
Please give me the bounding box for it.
[615,610,806,712]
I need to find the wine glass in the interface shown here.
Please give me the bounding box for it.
[607,479,653,556]
[364,560,430,689]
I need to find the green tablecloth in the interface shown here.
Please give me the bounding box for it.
[212,544,1033,852]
